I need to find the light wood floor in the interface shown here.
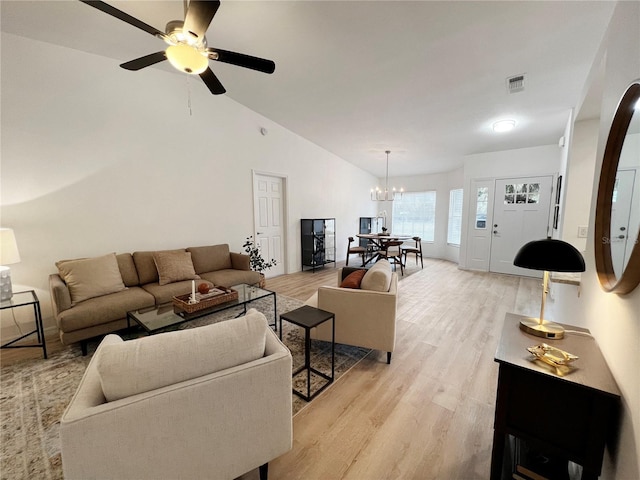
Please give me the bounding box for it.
[267,258,539,479]
[1,258,540,479]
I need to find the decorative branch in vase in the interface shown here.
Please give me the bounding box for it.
[242,236,277,287]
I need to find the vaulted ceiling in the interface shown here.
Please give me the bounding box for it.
[1,1,615,177]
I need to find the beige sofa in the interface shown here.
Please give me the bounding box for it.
[306,259,398,363]
[60,309,293,480]
[49,244,262,354]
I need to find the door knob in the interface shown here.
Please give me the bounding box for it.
[618,235,626,239]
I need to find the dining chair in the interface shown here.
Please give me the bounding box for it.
[379,240,404,275]
[346,237,367,266]
[401,236,423,269]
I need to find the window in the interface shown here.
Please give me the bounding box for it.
[504,183,540,204]
[476,186,489,229]
[392,191,436,241]
[448,189,463,245]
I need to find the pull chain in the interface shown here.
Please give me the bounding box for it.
[187,76,193,116]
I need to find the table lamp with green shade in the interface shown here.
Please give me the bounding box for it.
[513,237,586,339]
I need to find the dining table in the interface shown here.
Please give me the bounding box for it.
[356,233,413,265]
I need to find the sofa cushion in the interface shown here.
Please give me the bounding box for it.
[56,253,127,306]
[133,249,185,285]
[153,250,200,286]
[187,245,233,274]
[360,259,392,292]
[116,253,140,287]
[96,309,269,402]
[199,269,262,288]
[141,280,195,305]
[55,286,155,333]
[340,269,366,289]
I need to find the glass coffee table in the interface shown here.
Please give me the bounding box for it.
[127,283,277,335]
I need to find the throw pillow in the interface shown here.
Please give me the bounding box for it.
[360,259,392,292]
[153,250,200,286]
[56,253,127,306]
[340,269,366,289]
[96,309,269,402]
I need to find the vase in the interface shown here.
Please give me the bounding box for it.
[258,273,266,288]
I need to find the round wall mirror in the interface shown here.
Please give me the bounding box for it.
[594,81,640,294]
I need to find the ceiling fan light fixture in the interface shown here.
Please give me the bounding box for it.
[166,44,208,74]
[493,119,516,133]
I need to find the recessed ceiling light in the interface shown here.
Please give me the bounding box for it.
[493,119,516,132]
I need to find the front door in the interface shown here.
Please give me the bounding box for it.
[489,176,553,276]
[253,173,286,277]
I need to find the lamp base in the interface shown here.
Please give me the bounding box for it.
[0,266,14,302]
[519,317,565,339]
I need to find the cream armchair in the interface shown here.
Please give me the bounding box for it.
[305,259,398,363]
[60,309,292,480]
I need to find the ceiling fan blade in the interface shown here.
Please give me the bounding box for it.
[200,68,226,95]
[183,0,220,42]
[207,48,276,74]
[79,1,165,37]
[120,52,167,71]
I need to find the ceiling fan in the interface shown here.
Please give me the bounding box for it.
[80,0,275,95]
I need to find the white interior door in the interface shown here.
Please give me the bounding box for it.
[489,176,553,276]
[610,168,637,277]
[253,173,285,277]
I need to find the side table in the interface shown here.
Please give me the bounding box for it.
[1,290,47,359]
[280,305,335,401]
[491,313,620,480]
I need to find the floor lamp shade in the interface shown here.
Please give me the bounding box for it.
[0,228,21,301]
[513,238,585,339]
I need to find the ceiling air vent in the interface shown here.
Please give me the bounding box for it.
[507,74,525,93]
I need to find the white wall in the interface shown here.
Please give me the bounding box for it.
[0,33,378,337]
[562,118,600,252]
[555,110,574,239]
[552,2,640,478]
[458,144,563,269]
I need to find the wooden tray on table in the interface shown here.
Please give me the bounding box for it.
[172,286,238,314]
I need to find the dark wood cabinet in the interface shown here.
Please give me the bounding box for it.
[491,313,620,480]
[301,218,335,272]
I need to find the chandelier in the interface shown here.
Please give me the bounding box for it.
[371,150,404,201]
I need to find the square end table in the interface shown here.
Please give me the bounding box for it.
[279,305,335,401]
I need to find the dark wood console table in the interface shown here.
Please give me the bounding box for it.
[491,313,620,480]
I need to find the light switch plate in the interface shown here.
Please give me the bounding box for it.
[578,226,588,238]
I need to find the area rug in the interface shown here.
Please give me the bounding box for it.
[0,295,370,480]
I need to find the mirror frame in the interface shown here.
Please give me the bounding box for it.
[594,81,640,294]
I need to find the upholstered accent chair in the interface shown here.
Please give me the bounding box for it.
[60,309,292,480]
[401,236,424,269]
[305,259,398,363]
[346,236,367,266]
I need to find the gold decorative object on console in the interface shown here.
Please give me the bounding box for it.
[527,343,579,368]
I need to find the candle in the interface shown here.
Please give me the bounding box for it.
[191,280,196,300]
